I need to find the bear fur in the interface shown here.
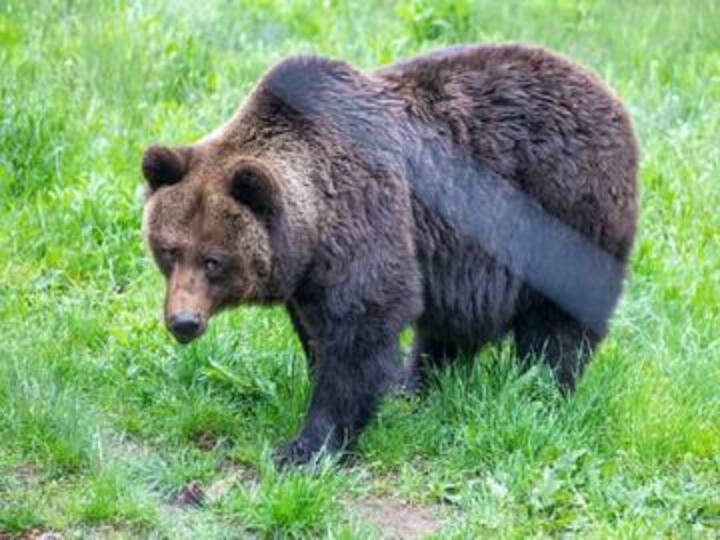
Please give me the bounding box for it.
[142,44,638,465]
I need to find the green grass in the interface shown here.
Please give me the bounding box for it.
[1,0,719,537]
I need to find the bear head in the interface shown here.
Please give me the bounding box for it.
[141,142,292,344]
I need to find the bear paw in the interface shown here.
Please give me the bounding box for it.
[274,431,345,468]
[274,437,323,468]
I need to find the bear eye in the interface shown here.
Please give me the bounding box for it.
[204,256,222,275]
[159,247,178,265]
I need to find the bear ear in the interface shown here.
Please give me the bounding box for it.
[142,145,191,192]
[229,160,280,217]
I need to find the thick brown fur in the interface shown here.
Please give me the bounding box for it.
[142,44,638,465]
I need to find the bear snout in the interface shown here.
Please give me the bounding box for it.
[167,311,205,344]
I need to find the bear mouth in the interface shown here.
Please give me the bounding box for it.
[171,331,203,345]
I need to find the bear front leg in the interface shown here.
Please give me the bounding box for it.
[286,302,317,374]
[275,313,403,467]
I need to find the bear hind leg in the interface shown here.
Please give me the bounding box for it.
[513,303,601,393]
[403,331,459,394]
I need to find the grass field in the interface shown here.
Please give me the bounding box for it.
[1,0,719,537]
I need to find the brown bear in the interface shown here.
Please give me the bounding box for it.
[141,44,638,465]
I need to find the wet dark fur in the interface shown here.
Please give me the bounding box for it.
[142,44,638,465]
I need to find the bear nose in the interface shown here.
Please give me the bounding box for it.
[169,312,201,343]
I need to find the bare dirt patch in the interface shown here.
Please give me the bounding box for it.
[351,496,443,539]
[171,464,257,508]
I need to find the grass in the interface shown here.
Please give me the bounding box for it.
[1,0,719,537]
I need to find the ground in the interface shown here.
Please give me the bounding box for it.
[1,0,719,538]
